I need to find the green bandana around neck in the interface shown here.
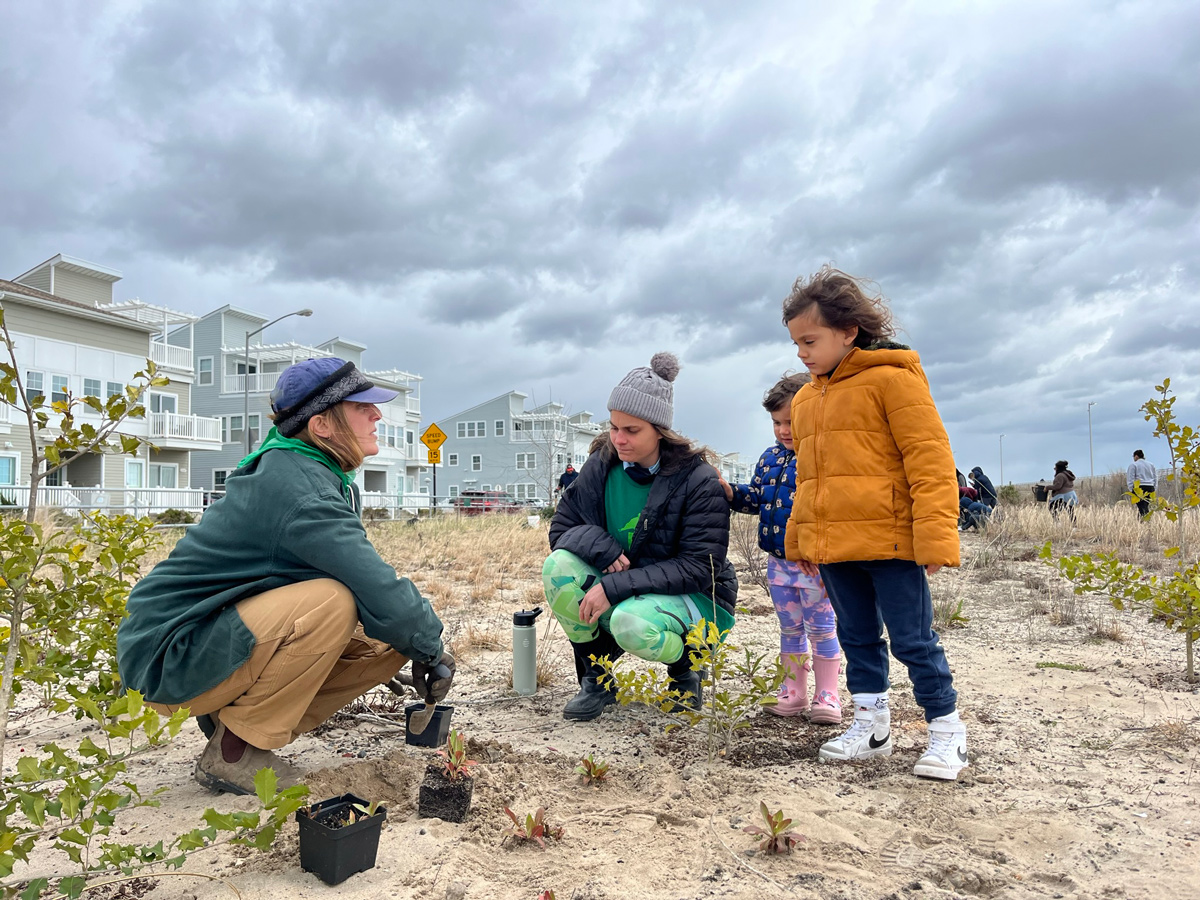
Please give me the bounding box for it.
[238,427,355,497]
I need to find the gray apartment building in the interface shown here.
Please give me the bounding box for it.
[428,391,601,504]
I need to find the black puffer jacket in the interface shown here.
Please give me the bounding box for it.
[549,443,737,614]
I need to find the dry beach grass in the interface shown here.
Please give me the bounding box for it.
[6,508,1199,900]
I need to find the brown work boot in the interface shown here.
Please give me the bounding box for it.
[194,720,303,795]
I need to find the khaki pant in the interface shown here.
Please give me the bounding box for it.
[149,579,406,749]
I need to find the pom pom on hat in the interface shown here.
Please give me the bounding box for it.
[608,351,681,429]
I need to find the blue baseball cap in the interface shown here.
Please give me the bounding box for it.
[271,358,399,437]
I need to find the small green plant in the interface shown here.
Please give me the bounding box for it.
[933,596,970,629]
[1035,661,1092,672]
[1045,380,1200,682]
[743,802,806,855]
[437,729,478,781]
[503,807,563,849]
[574,753,610,786]
[350,799,381,821]
[537,891,556,900]
[597,618,784,761]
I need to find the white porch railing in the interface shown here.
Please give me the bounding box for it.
[223,372,281,395]
[149,412,222,443]
[28,485,207,515]
[149,342,194,371]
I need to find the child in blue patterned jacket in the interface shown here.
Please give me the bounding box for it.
[722,374,843,723]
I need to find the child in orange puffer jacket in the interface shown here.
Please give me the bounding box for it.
[782,265,967,781]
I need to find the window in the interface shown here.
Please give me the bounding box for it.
[83,378,101,399]
[223,415,244,445]
[457,421,486,438]
[248,414,260,446]
[448,485,459,498]
[447,453,459,466]
[513,420,524,432]
[0,453,16,486]
[51,376,69,405]
[149,393,177,414]
[471,455,482,472]
[514,483,537,500]
[515,452,536,469]
[481,484,491,491]
[149,463,178,489]
[495,420,505,437]
[106,381,123,400]
[407,430,415,448]
[25,371,44,406]
[213,470,229,490]
[556,453,565,467]
[125,460,144,488]
[198,357,213,386]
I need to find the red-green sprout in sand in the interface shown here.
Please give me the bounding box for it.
[574,752,610,786]
[743,802,806,854]
[503,807,564,849]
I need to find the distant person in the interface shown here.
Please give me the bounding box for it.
[955,468,968,489]
[968,466,998,509]
[782,266,967,781]
[721,372,843,724]
[556,464,579,496]
[1127,450,1156,518]
[542,353,736,722]
[1049,459,1077,522]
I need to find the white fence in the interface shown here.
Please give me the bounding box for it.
[149,412,221,443]
[148,342,194,371]
[3,485,209,515]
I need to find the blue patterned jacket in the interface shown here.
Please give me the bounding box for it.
[730,443,795,560]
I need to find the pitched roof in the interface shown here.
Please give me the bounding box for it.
[0,280,158,332]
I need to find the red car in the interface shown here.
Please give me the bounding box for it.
[453,490,521,515]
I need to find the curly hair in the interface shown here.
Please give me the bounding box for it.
[781,265,895,348]
[761,372,811,412]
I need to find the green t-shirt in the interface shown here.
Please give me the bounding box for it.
[604,465,653,551]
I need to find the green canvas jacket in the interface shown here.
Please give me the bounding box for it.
[117,448,444,705]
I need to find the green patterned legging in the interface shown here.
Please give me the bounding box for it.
[542,549,703,664]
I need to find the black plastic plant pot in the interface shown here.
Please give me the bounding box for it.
[404,703,453,748]
[417,763,474,822]
[296,793,387,885]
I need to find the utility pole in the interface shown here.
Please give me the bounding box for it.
[999,433,1005,485]
[1087,401,1096,479]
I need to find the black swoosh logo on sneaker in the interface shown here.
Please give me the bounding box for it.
[869,732,890,749]
[957,748,968,762]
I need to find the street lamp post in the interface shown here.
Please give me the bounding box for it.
[999,434,1005,486]
[244,309,313,455]
[1087,401,1097,479]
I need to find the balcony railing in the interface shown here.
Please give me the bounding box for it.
[223,372,282,395]
[149,342,194,371]
[15,486,208,515]
[149,412,222,443]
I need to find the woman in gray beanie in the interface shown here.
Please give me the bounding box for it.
[543,353,738,721]
[118,358,454,795]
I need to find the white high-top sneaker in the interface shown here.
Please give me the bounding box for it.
[818,694,892,762]
[913,714,968,780]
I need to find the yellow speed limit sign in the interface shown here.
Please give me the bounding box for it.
[421,423,447,451]
[427,447,441,465]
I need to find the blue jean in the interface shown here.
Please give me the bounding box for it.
[818,559,957,721]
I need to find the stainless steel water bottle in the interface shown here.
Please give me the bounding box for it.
[512,607,543,696]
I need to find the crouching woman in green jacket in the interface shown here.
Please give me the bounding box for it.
[117,358,454,795]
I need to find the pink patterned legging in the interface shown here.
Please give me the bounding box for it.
[767,556,841,660]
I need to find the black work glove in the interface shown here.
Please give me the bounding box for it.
[411,652,456,703]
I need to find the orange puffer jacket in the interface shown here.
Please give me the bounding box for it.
[784,345,960,567]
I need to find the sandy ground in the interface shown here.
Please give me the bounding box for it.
[6,525,1200,900]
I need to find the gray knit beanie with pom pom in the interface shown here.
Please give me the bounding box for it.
[607,352,681,429]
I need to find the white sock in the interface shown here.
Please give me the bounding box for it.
[851,692,889,711]
[931,710,961,724]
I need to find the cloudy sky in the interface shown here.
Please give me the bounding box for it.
[2,1,1197,485]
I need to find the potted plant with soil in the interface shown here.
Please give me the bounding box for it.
[417,728,477,822]
[296,793,387,885]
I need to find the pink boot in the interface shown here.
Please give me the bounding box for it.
[808,656,843,724]
[767,652,811,717]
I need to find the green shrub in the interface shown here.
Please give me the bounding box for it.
[155,508,195,525]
